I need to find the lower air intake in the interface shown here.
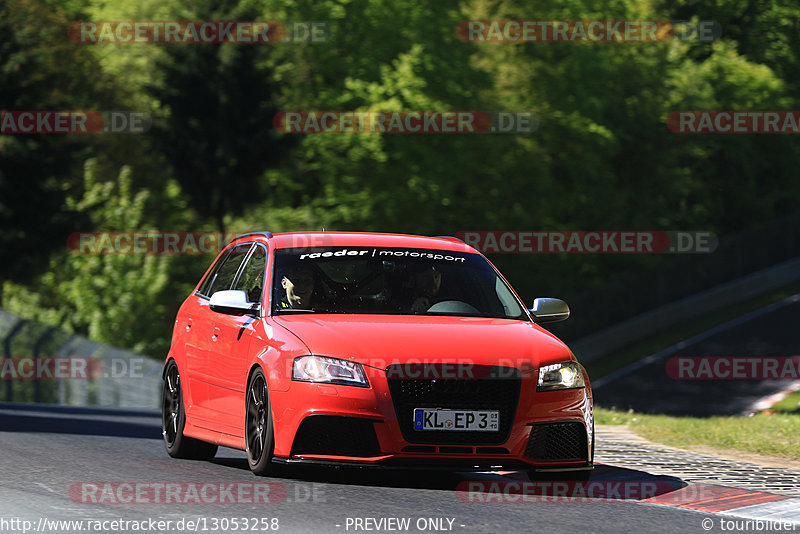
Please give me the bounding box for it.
[291,415,381,457]
[525,422,588,461]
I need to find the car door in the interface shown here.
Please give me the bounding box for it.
[179,247,231,421]
[206,243,267,437]
[188,242,253,426]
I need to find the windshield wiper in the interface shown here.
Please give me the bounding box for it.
[274,308,316,314]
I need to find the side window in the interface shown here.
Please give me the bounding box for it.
[197,249,231,297]
[233,245,267,303]
[200,243,252,297]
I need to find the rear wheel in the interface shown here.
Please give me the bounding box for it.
[162,361,218,460]
[246,369,275,476]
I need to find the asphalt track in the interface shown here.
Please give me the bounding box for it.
[593,294,800,415]
[1,404,797,534]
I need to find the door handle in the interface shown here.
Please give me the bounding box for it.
[185,318,192,332]
[212,326,221,341]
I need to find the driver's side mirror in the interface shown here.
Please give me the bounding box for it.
[210,290,259,316]
[529,298,570,323]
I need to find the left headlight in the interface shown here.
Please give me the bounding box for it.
[537,361,585,391]
[292,355,369,388]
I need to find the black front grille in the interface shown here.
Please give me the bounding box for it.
[387,365,521,445]
[476,447,509,454]
[400,445,510,455]
[402,445,436,453]
[525,422,588,461]
[291,416,381,457]
[439,446,473,454]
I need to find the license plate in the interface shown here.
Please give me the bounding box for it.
[413,409,499,431]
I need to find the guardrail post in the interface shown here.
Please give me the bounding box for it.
[3,318,28,402]
[32,326,58,403]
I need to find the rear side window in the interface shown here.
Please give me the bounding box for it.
[197,243,252,297]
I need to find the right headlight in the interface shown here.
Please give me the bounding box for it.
[537,361,585,391]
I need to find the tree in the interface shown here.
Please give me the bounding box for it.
[148,0,294,234]
[3,159,190,358]
[0,0,112,288]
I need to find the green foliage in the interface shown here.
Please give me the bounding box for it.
[3,0,800,354]
[147,0,295,233]
[3,160,191,357]
[0,0,109,284]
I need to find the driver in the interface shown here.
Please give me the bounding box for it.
[279,265,315,309]
[404,265,442,312]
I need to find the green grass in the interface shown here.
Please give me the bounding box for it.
[585,280,800,380]
[586,281,800,461]
[773,390,800,414]
[595,407,800,460]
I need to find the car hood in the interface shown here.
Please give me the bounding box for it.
[272,314,574,372]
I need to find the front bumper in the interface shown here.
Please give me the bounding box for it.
[269,363,593,469]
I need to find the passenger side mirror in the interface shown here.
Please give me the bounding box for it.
[210,290,259,316]
[529,298,570,323]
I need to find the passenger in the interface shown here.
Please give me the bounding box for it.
[403,265,442,312]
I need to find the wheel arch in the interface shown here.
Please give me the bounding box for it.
[162,356,177,379]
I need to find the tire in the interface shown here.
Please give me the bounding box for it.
[245,368,275,476]
[162,361,218,460]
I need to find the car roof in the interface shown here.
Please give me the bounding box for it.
[229,231,477,254]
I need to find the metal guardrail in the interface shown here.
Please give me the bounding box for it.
[0,309,162,408]
[550,210,800,341]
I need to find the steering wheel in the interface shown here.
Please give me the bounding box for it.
[314,268,383,310]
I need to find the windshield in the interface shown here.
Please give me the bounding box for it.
[271,246,528,319]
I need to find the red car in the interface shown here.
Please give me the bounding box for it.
[162,232,593,477]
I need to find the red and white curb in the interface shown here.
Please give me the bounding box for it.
[644,483,800,525]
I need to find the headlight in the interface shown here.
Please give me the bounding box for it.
[292,355,369,388]
[537,361,585,391]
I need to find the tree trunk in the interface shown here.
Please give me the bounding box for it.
[216,212,226,237]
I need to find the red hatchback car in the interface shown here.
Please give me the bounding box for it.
[162,232,594,477]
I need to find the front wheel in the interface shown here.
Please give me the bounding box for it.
[162,361,218,460]
[245,369,275,476]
